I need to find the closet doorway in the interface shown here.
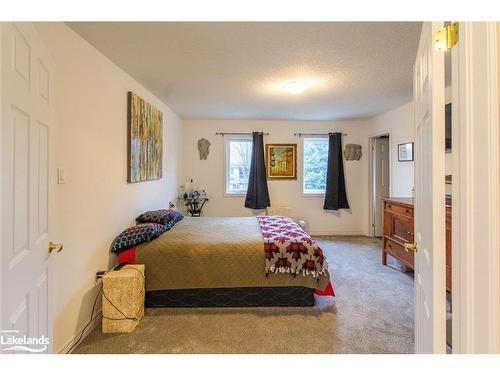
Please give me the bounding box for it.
[369,133,391,237]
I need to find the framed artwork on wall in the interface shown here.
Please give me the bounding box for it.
[265,144,297,180]
[398,142,414,162]
[127,91,163,183]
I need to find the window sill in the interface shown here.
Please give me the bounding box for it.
[224,192,247,197]
[302,192,326,197]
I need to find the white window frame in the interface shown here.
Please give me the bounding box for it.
[302,136,329,196]
[224,136,253,196]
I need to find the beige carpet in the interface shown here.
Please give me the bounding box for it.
[73,236,414,354]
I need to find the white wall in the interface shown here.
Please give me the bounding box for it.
[368,102,414,197]
[182,119,370,235]
[34,23,183,353]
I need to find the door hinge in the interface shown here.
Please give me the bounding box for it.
[434,22,459,51]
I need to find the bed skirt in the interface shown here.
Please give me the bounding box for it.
[145,286,315,308]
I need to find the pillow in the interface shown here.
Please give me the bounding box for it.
[163,211,184,230]
[136,209,178,226]
[111,223,166,254]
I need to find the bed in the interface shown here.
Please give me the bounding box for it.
[116,216,334,307]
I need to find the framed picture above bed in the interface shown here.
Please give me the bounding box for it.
[127,91,163,183]
[398,142,414,162]
[266,144,297,180]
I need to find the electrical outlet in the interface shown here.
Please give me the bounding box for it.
[95,270,106,283]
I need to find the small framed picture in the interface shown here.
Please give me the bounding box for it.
[266,144,297,180]
[398,142,414,162]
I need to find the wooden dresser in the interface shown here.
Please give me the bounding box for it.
[381,197,415,269]
[381,196,452,292]
[445,197,452,292]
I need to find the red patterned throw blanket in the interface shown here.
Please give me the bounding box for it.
[257,216,328,279]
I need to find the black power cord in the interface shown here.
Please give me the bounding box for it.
[102,266,145,321]
[67,284,102,354]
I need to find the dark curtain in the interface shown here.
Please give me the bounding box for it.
[323,132,350,210]
[245,132,271,209]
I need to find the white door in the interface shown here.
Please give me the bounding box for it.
[373,138,390,237]
[413,22,446,353]
[1,22,56,353]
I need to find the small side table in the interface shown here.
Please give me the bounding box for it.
[102,264,145,333]
[184,197,209,217]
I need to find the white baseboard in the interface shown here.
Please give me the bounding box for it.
[58,309,101,354]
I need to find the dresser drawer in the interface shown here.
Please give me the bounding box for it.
[384,201,413,217]
[388,213,414,243]
[384,237,414,269]
[446,206,452,292]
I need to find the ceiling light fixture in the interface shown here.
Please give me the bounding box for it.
[282,80,308,94]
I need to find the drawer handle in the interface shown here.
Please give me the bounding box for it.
[404,243,418,253]
[387,204,392,210]
[405,209,411,215]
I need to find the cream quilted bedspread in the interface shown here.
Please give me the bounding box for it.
[135,217,330,291]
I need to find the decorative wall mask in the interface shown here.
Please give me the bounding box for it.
[344,144,362,161]
[198,138,211,160]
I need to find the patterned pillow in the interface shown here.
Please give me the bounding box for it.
[136,209,179,226]
[163,211,184,230]
[111,223,166,254]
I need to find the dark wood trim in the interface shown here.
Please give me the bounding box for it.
[381,197,414,208]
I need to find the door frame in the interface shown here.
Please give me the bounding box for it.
[368,130,392,237]
[452,22,500,353]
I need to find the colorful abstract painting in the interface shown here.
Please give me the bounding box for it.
[266,144,297,180]
[127,92,163,183]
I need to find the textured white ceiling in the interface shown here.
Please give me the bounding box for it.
[67,22,422,120]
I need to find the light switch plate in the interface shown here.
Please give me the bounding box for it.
[57,168,66,184]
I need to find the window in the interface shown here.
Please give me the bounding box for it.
[303,137,329,194]
[225,138,252,194]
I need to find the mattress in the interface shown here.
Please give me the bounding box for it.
[131,216,330,292]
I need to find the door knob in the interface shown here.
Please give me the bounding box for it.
[48,242,64,253]
[404,242,417,253]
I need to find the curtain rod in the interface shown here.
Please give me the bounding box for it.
[294,132,348,137]
[215,132,269,136]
